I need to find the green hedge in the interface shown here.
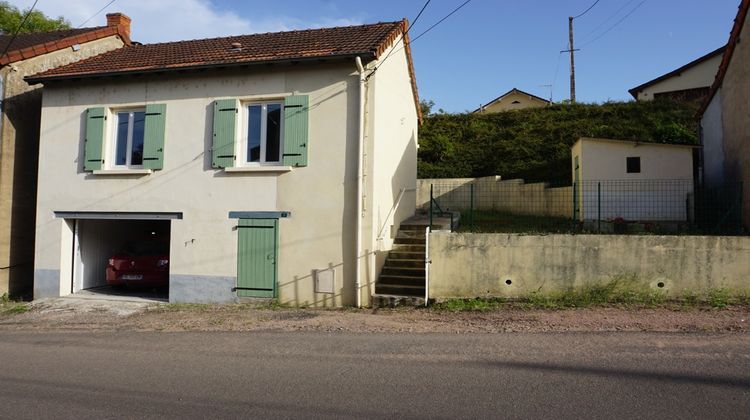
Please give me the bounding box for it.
[418,100,699,181]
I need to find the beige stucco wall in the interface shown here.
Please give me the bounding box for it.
[718,15,750,230]
[575,138,694,181]
[0,35,124,297]
[700,89,725,187]
[574,138,695,221]
[429,232,750,299]
[635,53,721,101]
[33,56,419,306]
[480,90,548,113]
[366,38,419,303]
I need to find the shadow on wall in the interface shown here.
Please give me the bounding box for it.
[4,88,42,298]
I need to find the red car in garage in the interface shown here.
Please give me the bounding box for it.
[106,241,169,288]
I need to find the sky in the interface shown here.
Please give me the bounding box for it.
[9,0,742,113]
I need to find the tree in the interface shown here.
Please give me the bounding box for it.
[0,2,70,34]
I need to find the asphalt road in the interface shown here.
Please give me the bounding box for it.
[0,331,748,419]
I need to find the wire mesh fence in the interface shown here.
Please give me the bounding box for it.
[424,179,744,235]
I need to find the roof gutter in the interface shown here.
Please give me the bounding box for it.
[25,52,378,85]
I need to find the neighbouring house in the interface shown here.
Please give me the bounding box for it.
[474,88,550,113]
[571,138,697,223]
[0,13,131,297]
[26,20,420,306]
[698,0,750,231]
[628,46,724,102]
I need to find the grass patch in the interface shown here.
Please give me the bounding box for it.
[156,300,288,313]
[456,210,576,234]
[0,293,29,316]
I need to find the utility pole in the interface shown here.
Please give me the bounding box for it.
[568,16,579,102]
[561,17,580,103]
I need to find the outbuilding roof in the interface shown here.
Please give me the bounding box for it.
[474,88,550,113]
[0,14,131,66]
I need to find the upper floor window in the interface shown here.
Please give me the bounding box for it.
[240,102,284,166]
[113,109,146,168]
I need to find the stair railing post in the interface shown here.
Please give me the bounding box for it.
[424,226,430,307]
[429,184,434,231]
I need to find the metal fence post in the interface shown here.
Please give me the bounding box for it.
[597,182,601,233]
[470,183,475,230]
[429,184,433,231]
[572,181,577,225]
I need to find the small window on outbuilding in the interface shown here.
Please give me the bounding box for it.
[511,100,521,104]
[626,156,641,173]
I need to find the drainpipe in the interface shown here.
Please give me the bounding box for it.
[355,57,366,308]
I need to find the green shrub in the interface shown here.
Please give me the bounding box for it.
[418,100,699,180]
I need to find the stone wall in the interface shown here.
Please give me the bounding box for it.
[417,176,573,218]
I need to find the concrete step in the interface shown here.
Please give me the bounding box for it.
[392,243,425,252]
[374,283,425,297]
[394,236,425,245]
[381,265,425,275]
[397,230,427,239]
[371,294,426,308]
[388,251,425,260]
[383,258,424,268]
[378,271,425,285]
[399,224,429,231]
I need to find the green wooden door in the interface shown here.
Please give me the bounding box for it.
[237,219,278,298]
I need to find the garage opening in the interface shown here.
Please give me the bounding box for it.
[71,218,171,301]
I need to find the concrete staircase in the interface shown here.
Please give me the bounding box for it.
[373,222,428,307]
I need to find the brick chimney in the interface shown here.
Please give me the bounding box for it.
[106,13,131,40]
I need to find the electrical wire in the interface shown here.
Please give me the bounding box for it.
[366,0,430,80]
[579,0,637,43]
[573,0,602,19]
[409,0,471,44]
[580,0,648,48]
[1,0,39,60]
[78,0,118,28]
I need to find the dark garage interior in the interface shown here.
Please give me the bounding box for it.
[72,218,170,300]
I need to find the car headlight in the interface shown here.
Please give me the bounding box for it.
[157,259,169,267]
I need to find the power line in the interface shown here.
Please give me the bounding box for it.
[1,0,39,61]
[580,0,648,48]
[579,0,637,43]
[409,0,471,43]
[366,0,430,80]
[78,0,118,28]
[573,0,602,19]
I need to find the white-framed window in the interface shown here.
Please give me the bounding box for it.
[238,102,284,166]
[110,109,146,168]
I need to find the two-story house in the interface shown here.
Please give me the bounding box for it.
[26,20,420,306]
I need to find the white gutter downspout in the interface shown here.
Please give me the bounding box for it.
[355,56,366,308]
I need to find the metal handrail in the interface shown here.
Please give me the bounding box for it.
[376,187,416,241]
[424,225,430,307]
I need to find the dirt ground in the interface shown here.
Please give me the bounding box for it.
[0,297,748,333]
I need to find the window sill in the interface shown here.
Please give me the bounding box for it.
[224,166,293,173]
[92,169,153,175]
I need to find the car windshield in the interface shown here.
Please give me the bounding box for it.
[122,241,168,256]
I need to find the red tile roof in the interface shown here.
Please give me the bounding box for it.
[27,20,422,122]
[698,0,750,117]
[29,21,404,80]
[0,25,131,66]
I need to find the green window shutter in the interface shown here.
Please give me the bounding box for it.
[283,95,309,167]
[143,103,167,170]
[84,107,106,171]
[212,99,238,168]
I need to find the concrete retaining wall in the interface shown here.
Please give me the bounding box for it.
[429,232,750,298]
[417,176,573,218]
